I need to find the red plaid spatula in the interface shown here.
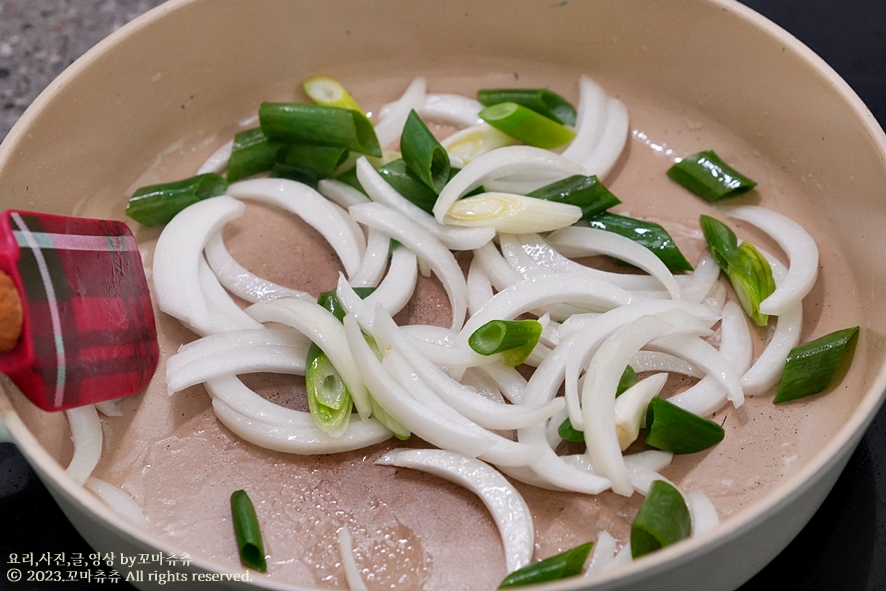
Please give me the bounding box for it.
[0,210,159,411]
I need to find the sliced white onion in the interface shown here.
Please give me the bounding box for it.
[246,298,372,418]
[547,226,683,300]
[198,255,264,335]
[719,204,818,316]
[362,245,418,318]
[318,178,371,209]
[94,399,122,417]
[212,397,391,454]
[583,97,629,179]
[373,77,426,149]
[561,75,607,165]
[623,449,674,473]
[197,139,233,174]
[227,178,365,277]
[460,367,506,403]
[153,195,244,333]
[441,123,518,164]
[586,530,617,575]
[688,490,720,536]
[205,232,311,303]
[65,405,102,486]
[349,202,468,330]
[648,334,744,408]
[355,157,495,251]
[376,448,534,573]
[479,363,528,405]
[416,93,484,127]
[682,253,722,304]
[338,526,368,591]
[467,258,494,316]
[205,375,317,428]
[349,228,390,288]
[741,302,803,397]
[473,241,522,291]
[85,477,148,529]
[629,351,704,377]
[614,373,668,450]
[444,192,582,234]
[433,146,585,224]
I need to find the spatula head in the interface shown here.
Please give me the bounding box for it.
[0,210,159,411]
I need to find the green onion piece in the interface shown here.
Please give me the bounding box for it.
[400,110,451,194]
[527,174,621,221]
[230,490,267,572]
[377,159,471,214]
[125,173,228,226]
[699,215,775,326]
[477,88,577,126]
[644,396,725,454]
[369,395,411,440]
[270,162,320,188]
[558,365,638,443]
[302,76,364,113]
[631,480,691,559]
[259,102,382,157]
[305,343,353,433]
[479,102,577,150]
[589,212,694,272]
[226,127,286,183]
[280,144,350,178]
[317,287,375,323]
[498,542,593,588]
[667,150,757,202]
[774,326,860,404]
[468,319,543,367]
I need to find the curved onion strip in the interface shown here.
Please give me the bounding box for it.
[669,301,753,416]
[560,75,607,165]
[212,397,391,454]
[563,301,717,429]
[586,530,618,575]
[362,245,418,318]
[344,315,495,458]
[582,314,679,496]
[623,449,674,473]
[702,281,728,317]
[583,97,629,179]
[374,309,562,430]
[467,258,494,316]
[433,145,585,224]
[246,298,372,418]
[688,490,720,536]
[204,375,319,428]
[479,363,528,405]
[719,204,818,316]
[65,405,102,486]
[417,93,484,127]
[459,273,634,345]
[373,77,426,149]
[739,254,803,397]
[93,399,122,418]
[474,241,521,291]
[167,329,309,395]
[356,157,495,251]
[376,448,534,573]
[515,233,675,291]
[559,452,672,497]
[608,543,634,569]
[460,367,506,403]
[338,526,368,591]
[648,334,744,407]
[629,351,704,377]
[614,373,669,450]
[682,253,721,304]
[318,178,372,209]
[441,123,518,164]
[349,228,390,288]
[153,195,244,333]
[227,178,365,277]
[85,477,148,529]
[349,202,468,330]
[197,139,233,175]
[547,226,683,300]
[198,256,264,335]
[205,232,311,303]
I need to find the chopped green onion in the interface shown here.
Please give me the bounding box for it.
[477,88,577,126]
[302,76,364,113]
[479,102,577,150]
[700,215,775,326]
[644,396,725,454]
[270,162,320,188]
[446,192,582,234]
[631,480,691,559]
[280,144,350,178]
[498,542,593,588]
[230,490,267,572]
[527,175,621,221]
[589,212,694,272]
[305,344,352,434]
[227,127,287,182]
[774,326,860,404]
[400,110,450,194]
[125,172,228,226]
[558,365,637,443]
[259,102,382,157]
[468,319,542,367]
[667,150,757,202]
[377,159,470,214]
